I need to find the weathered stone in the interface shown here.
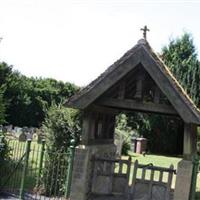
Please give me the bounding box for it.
[70,144,116,200]
[173,160,193,200]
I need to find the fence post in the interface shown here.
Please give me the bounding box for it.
[19,139,31,200]
[190,154,200,200]
[65,138,76,198]
[36,139,45,187]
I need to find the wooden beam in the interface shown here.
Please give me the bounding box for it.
[154,86,160,104]
[87,105,119,115]
[96,98,178,115]
[118,80,126,99]
[134,74,144,100]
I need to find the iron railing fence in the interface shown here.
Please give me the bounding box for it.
[0,138,75,200]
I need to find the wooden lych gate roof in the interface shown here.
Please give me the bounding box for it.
[66,39,200,124]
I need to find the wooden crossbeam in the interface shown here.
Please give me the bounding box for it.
[96,98,178,115]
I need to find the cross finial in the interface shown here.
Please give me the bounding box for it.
[140,25,150,40]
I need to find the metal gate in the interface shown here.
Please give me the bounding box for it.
[0,137,75,200]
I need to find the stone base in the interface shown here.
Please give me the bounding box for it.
[70,144,116,200]
[173,159,193,200]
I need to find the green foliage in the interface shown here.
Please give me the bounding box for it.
[43,104,81,151]
[197,127,200,153]
[115,114,136,155]
[42,104,81,195]
[0,62,12,124]
[0,130,10,163]
[161,33,200,106]
[0,91,6,124]
[0,61,79,127]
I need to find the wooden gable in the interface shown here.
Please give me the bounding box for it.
[95,64,177,116]
[66,39,200,124]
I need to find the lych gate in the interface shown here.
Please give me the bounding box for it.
[66,39,200,200]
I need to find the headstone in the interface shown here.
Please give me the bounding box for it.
[27,132,32,140]
[22,126,28,134]
[18,132,27,142]
[34,128,45,143]
[32,133,39,142]
[29,127,35,135]
[4,125,13,133]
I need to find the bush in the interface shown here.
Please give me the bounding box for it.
[0,128,10,187]
[115,114,136,156]
[0,128,10,163]
[41,104,82,196]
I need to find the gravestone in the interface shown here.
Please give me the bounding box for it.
[4,125,13,133]
[34,128,45,143]
[32,133,38,142]
[27,132,32,140]
[18,132,27,142]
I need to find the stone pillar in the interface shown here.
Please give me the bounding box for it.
[173,160,193,200]
[183,123,197,160]
[70,144,116,200]
[174,123,197,200]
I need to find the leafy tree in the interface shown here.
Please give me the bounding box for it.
[0,62,12,124]
[3,67,79,127]
[161,33,200,106]
[0,91,6,124]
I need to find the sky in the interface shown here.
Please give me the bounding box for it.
[0,0,200,86]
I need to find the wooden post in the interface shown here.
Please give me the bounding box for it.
[183,123,197,160]
[81,111,92,145]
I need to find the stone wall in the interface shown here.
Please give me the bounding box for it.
[70,144,116,200]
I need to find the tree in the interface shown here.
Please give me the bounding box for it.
[0,92,6,124]
[161,33,200,106]
[3,67,79,127]
[0,62,12,124]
